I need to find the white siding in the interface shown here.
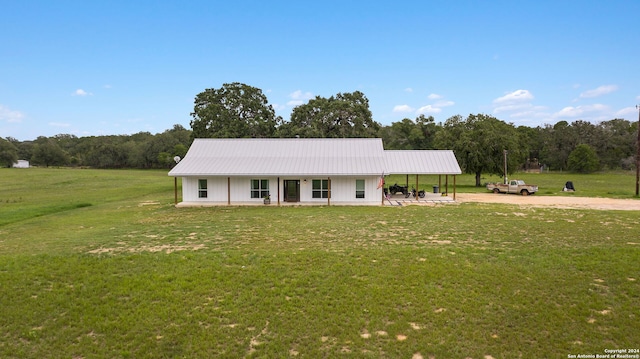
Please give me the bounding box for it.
[182,177,229,203]
[180,176,382,205]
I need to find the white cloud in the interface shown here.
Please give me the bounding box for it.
[393,104,414,113]
[0,104,25,123]
[404,87,413,93]
[433,100,454,108]
[579,85,618,98]
[289,90,313,100]
[553,104,609,118]
[489,90,556,125]
[508,106,549,118]
[409,95,454,115]
[509,110,538,119]
[73,89,92,96]
[493,89,534,104]
[494,103,533,114]
[272,103,286,111]
[287,90,314,107]
[416,105,442,114]
[614,106,638,117]
[554,106,580,118]
[49,122,70,127]
[103,84,112,89]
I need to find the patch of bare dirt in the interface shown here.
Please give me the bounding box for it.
[87,243,206,254]
[455,193,640,211]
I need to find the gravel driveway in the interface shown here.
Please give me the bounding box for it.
[455,193,640,211]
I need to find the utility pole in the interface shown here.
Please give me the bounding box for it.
[503,149,508,184]
[636,105,640,196]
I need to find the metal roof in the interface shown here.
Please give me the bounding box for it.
[169,138,386,176]
[168,138,462,177]
[383,150,462,175]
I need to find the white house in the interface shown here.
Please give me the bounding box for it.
[12,160,29,168]
[168,138,462,206]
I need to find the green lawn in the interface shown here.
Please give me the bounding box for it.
[0,168,638,358]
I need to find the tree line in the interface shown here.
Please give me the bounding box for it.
[1,82,638,184]
[1,125,190,169]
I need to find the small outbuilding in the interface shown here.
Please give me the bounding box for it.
[168,138,461,206]
[12,160,29,168]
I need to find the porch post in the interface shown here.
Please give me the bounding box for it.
[227,177,231,205]
[327,177,331,206]
[174,177,178,205]
[445,175,449,196]
[453,175,457,200]
[277,177,280,206]
[415,174,419,200]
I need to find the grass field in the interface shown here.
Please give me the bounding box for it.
[0,168,638,358]
[384,171,640,198]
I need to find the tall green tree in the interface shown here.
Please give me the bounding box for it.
[126,132,154,168]
[281,91,380,138]
[380,118,416,149]
[6,137,32,161]
[31,137,68,167]
[540,121,580,171]
[567,144,600,173]
[0,138,19,167]
[52,134,80,165]
[190,83,280,139]
[148,125,191,168]
[381,115,439,150]
[516,125,545,169]
[435,114,526,186]
[598,119,636,169]
[83,136,131,168]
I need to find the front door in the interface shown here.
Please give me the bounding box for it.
[284,180,300,202]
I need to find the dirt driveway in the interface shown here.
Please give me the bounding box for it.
[455,193,640,211]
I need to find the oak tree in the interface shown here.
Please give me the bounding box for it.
[281,91,380,138]
[0,138,18,167]
[190,83,280,139]
[435,114,525,186]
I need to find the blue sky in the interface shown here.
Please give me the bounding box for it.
[1,0,639,141]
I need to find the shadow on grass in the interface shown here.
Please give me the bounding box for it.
[0,202,92,227]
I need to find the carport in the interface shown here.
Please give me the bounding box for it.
[382,150,462,205]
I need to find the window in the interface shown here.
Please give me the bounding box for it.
[251,179,270,198]
[312,179,329,198]
[198,179,208,198]
[356,179,365,198]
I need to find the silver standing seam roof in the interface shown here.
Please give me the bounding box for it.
[168,138,461,177]
[383,150,462,175]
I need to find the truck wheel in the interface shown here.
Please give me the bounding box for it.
[520,190,529,196]
[493,188,500,194]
